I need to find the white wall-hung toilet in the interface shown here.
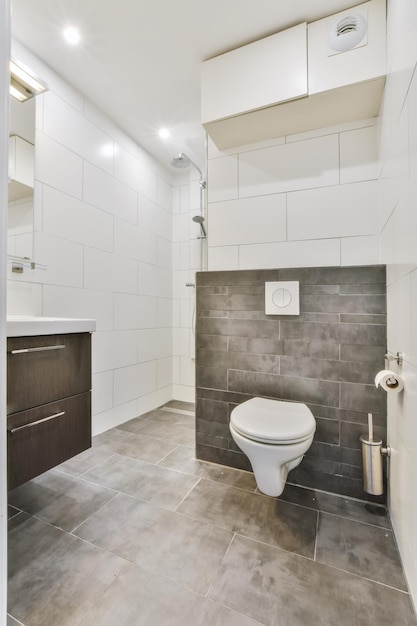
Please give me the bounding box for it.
[230,397,316,497]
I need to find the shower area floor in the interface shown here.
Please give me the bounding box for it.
[7,401,417,625]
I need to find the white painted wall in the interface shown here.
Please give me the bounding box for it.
[7,42,174,435]
[207,119,380,269]
[378,0,417,610]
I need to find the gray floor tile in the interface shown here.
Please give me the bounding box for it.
[158,445,257,492]
[7,505,20,520]
[117,408,194,436]
[141,421,196,447]
[7,615,23,626]
[178,479,317,558]
[281,483,390,528]
[55,446,113,476]
[75,492,233,595]
[316,512,408,590]
[82,454,199,510]
[93,427,178,463]
[8,514,126,626]
[78,561,263,626]
[8,469,116,532]
[209,534,417,626]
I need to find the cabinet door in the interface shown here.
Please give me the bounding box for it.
[7,332,91,414]
[201,23,307,124]
[7,392,91,490]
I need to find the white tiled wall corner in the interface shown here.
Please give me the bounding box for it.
[157,176,172,212]
[208,194,286,246]
[287,181,378,241]
[340,126,378,184]
[157,356,173,390]
[379,0,417,613]
[207,155,238,202]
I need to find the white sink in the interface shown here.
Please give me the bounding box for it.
[7,316,96,337]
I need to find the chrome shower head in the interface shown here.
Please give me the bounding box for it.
[192,214,207,237]
[171,152,204,184]
[171,153,190,169]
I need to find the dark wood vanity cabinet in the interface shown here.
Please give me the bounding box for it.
[7,332,92,490]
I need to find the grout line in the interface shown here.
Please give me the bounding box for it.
[205,532,236,599]
[173,477,201,512]
[155,444,180,465]
[313,511,320,561]
[70,491,120,535]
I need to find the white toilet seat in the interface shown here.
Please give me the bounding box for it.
[230,397,316,445]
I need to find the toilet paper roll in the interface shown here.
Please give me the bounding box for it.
[375,369,404,393]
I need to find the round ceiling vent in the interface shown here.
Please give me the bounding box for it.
[328,13,368,53]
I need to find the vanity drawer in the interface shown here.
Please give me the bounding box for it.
[7,392,91,490]
[7,332,91,414]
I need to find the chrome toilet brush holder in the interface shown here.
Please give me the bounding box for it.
[360,413,391,496]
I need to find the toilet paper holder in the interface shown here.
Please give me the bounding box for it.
[385,351,404,366]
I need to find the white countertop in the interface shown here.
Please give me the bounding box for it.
[7,316,96,337]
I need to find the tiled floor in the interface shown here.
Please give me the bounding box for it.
[7,401,417,626]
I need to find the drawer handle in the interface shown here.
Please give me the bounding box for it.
[8,411,66,434]
[10,344,66,355]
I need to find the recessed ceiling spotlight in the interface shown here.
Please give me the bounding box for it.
[158,128,171,140]
[63,26,81,46]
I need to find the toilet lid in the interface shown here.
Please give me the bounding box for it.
[230,397,316,444]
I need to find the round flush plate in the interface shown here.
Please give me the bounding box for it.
[272,288,292,308]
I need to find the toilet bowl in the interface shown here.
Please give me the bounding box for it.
[230,397,316,497]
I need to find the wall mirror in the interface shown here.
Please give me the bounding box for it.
[8,95,35,264]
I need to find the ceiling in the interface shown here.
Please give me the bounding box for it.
[11,0,362,172]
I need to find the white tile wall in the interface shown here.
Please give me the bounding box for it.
[378,0,417,611]
[43,285,114,331]
[209,194,287,246]
[83,161,138,224]
[207,155,238,202]
[239,238,341,269]
[36,132,83,198]
[287,181,378,241]
[43,186,114,251]
[238,134,339,198]
[208,121,379,271]
[8,43,174,436]
[340,126,378,183]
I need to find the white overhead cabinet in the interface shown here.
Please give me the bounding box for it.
[201,0,386,150]
[201,23,308,124]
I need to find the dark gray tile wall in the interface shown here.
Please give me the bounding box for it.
[195,266,387,503]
